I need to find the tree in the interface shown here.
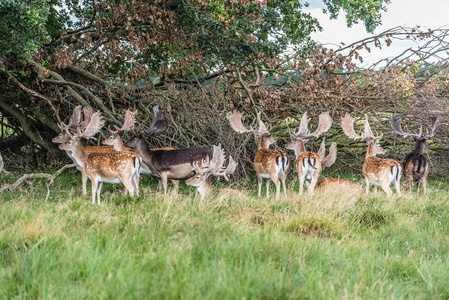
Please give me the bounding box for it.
[4,0,449,176]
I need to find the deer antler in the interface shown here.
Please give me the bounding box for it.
[391,115,421,138]
[108,110,135,134]
[192,144,238,181]
[139,105,168,136]
[425,115,439,139]
[57,105,83,133]
[73,111,105,140]
[293,111,332,138]
[228,111,270,135]
[79,107,94,131]
[342,113,382,141]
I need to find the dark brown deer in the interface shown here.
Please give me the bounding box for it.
[342,113,402,197]
[285,111,336,196]
[186,143,238,198]
[391,115,439,195]
[59,111,141,204]
[228,111,289,199]
[124,106,210,195]
[102,108,179,193]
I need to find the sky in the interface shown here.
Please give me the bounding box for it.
[303,0,449,67]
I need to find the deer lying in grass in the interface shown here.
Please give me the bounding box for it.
[391,114,439,194]
[53,106,114,195]
[314,178,362,194]
[102,108,179,192]
[124,106,210,195]
[185,144,238,199]
[342,113,401,197]
[285,111,337,196]
[228,111,288,199]
[59,111,141,204]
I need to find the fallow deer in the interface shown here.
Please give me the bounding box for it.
[315,178,362,194]
[53,106,114,195]
[342,113,401,197]
[185,144,238,198]
[124,106,210,195]
[285,111,336,195]
[391,115,439,194]
[59,111,142,204]
[228,111,289,199]
[102,108,179,192]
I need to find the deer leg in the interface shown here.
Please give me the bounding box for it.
[266,178,272,198]
[96,181,104,204]
[379,181,392,197]
[281,172,288,197]
[132,173,140,197]
[299,173,305,196]
[272,176,281,199]
[407,175,414,193]
[364,177,370,194]
[122,177,135,198]
[91,176,98,204]
[172,180,179,196]
[374,186,378,194]
[81,169,88,196]
[160,173,168,195]
[308,171,320,196]
[421,177,427,195]
[257,175,263,197]
[393,179,401,196]
[157,179,163,193]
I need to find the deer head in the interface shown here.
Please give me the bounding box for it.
[102,110,135,148]
[186,144,238,196]
[391,115,439,151]
[124,105,168,148]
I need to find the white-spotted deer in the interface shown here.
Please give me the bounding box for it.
[285,111,336,195]
[342,113,401,197]
[124,106,210,195]
[53,106,114,195]
[391,115,439,194]
[228,111,288,199]
[59,111,142,204]
[102,108,179,193]
[186,144,238,198]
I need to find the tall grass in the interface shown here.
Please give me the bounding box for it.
[0,171,448,299]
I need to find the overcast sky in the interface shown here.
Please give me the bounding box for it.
[303,0,449,67]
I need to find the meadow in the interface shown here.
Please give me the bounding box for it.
[0,170,448,299]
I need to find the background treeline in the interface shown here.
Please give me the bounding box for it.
[1,0,448,177]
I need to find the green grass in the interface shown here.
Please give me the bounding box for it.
[0,171,448,299]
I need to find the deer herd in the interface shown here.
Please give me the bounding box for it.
[53,105,440,204]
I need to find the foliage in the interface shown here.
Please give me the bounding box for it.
[0,171,449,298]
[322,0,391,33]
[0,0,51,59]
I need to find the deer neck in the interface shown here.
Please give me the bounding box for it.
[70,144,89,169]
[365,142,377,159]
[133,139,155,166]
[293,141,307,159]
[114,138,126,151]
[414,139,426,154]
[196,180,212,198]
[258,137,271,150]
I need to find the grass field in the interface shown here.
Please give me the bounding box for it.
[0,170,448,299]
